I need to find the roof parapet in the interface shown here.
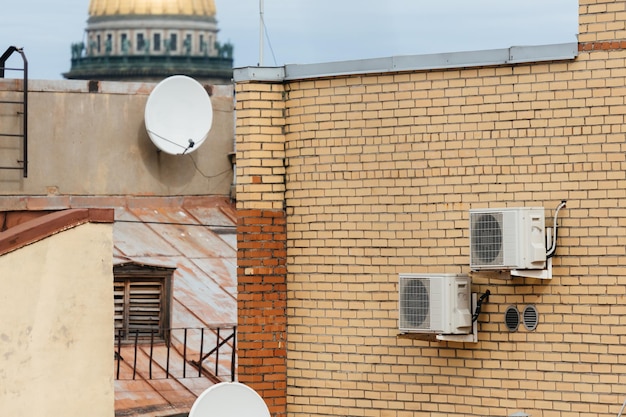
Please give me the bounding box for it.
[234,42,579,83]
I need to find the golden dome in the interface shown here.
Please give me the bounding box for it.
[89,0,216,17]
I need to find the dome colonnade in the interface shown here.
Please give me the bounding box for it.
[64,0,233,83]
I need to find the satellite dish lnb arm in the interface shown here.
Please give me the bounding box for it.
[182,139,195,155]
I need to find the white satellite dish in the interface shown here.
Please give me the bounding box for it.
[144,75,213,155]
[189,382,271,417]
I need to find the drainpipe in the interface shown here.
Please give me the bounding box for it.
[228,139,236,201]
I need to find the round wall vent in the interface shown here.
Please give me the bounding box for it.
[522,305,539,331]
[504,306,520,332]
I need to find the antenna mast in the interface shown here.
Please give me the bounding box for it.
[259,0,264,66]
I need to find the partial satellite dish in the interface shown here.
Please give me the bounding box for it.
[189,382,271,417]
[144,75,213,155]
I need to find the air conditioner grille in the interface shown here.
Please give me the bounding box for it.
[471,212,503,265]
[399,278,430,330]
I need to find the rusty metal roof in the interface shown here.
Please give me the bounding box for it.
[111,196,237,416]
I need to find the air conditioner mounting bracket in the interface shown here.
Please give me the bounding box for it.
[511,256,553,279]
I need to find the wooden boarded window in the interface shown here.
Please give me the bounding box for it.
[114,263,174,342]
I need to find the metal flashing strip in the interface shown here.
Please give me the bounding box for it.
[234,42,578,83]
[233,66,285,82]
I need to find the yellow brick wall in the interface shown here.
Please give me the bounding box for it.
[579,0,624,43]
[235,82,286,210]
[237,1,626,416]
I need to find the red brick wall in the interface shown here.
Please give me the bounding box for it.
[237,208,287,416]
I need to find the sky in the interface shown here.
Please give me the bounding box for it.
[1,0,579,80]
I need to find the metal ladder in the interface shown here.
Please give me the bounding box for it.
[0,46,28,177]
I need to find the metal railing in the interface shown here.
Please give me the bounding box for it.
[65,54,233,80]
[115,326,236,382]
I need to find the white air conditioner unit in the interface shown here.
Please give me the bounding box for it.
[398,273,472,335]
[470,207,546,271]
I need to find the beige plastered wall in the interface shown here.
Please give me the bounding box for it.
[0,222,114,417]
[235,0,626,416]
[0,79,234,197]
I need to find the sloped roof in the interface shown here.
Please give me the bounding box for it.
[0,208,114,255]
[112,196,237,416]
